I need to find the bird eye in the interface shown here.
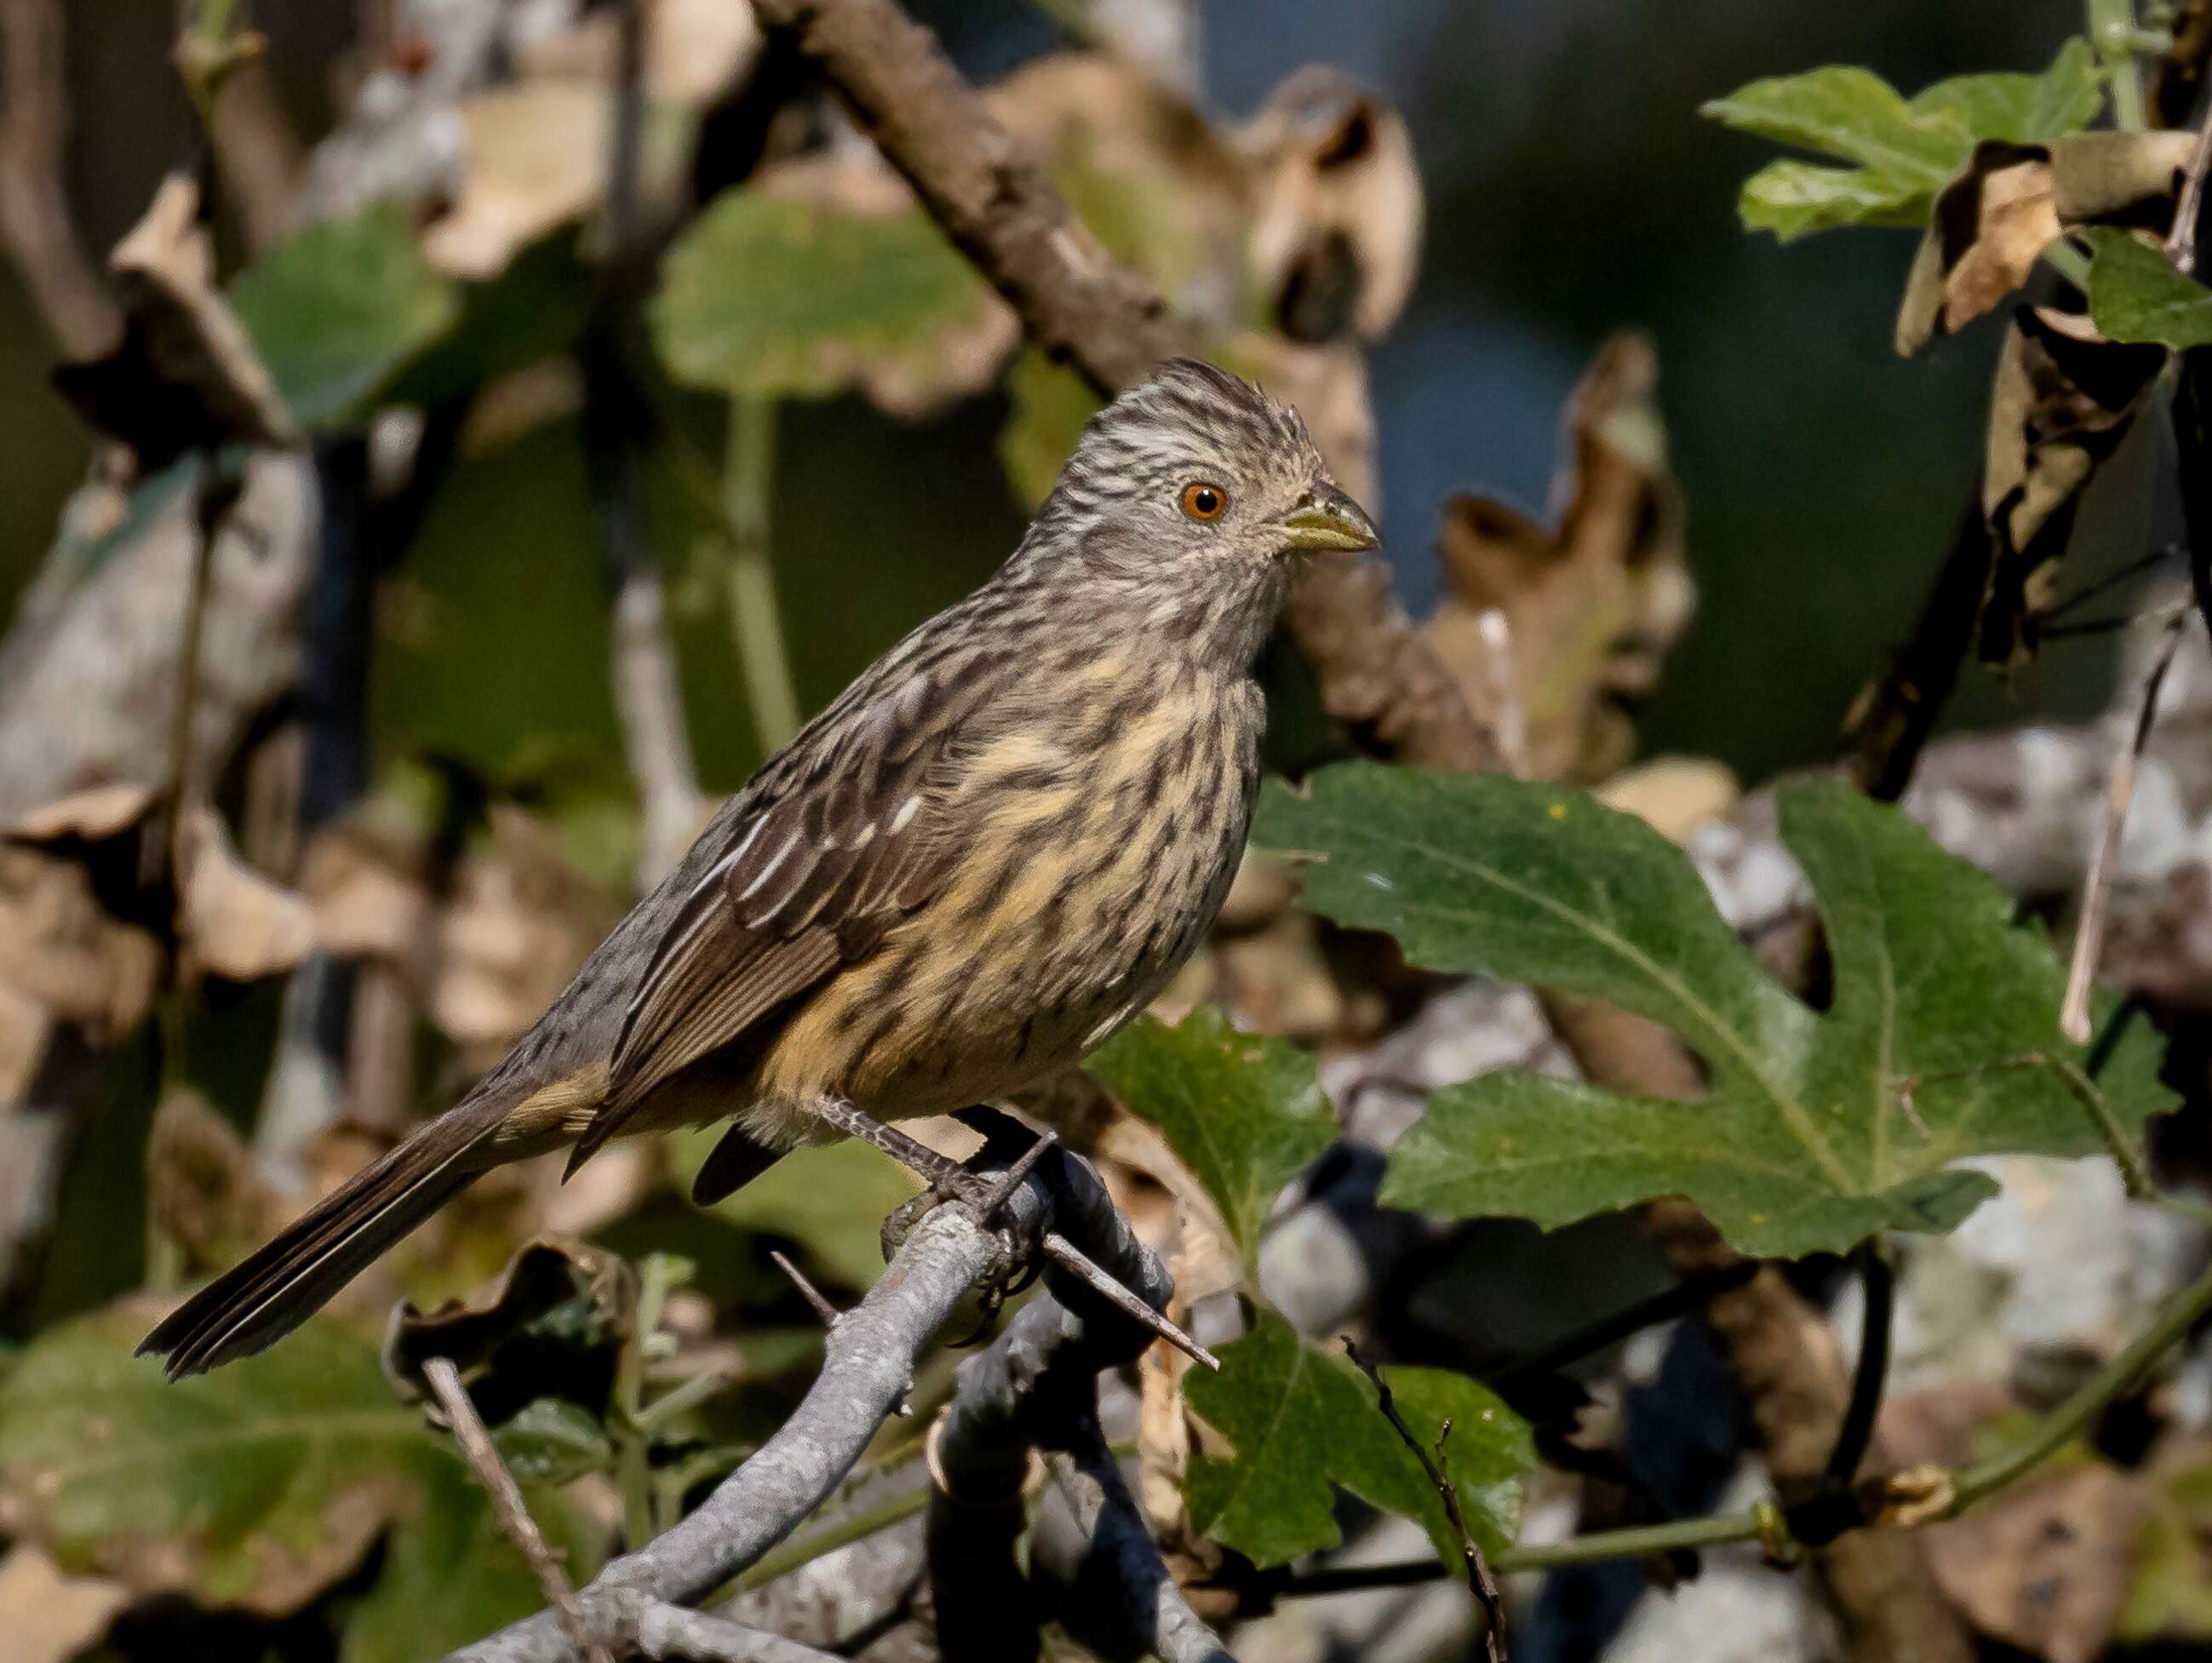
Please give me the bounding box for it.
[1180,481,1229,521]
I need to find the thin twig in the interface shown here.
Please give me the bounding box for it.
[2165,100,2212,273]
[1345,1341,1506,1663]
[2061,599,2191,1042]
[425,1356,616,1663]
[771,1250,844,1331]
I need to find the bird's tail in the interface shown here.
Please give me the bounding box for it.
[138,1094,510,1379]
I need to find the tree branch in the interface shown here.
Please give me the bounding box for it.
[748,0,1495,772]
[450,1132,1181,1663]
[924,1125,1236,1663]
[0,0,120,357]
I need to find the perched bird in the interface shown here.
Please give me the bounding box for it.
[141,358,1378,1379]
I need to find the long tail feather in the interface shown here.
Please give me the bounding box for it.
[137,1101,505,1379]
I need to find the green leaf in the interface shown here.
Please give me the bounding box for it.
[650,189,994,400]
[0,1303,573,1624]
[679,1135,921,1290]
[1087,1007,1338,1269]
[1739,159,1934,241]
[1702,66,1967,179]
[492,1396,616,1486]
[1254,766,2172,1259]
[2084,227,2212,349]
[1184,1310,1530,1570]
[230,204,461,428]
[1705,44,2103,240]
[1909,38,2106,144]
[341,1462,599,1663]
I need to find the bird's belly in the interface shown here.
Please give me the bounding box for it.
[753,823,1242,1130]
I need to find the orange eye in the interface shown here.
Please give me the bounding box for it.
[1180,481,1229,521]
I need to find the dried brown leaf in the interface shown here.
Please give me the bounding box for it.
[0,1546,129,1663]
[2049,129,2202,223]
[1901,146,2062,355]
[1923,1465,2144,1663]
[54,171,297,467]
[0,845,163,1039]
[1980,306,2164,666]
[9,783,158,843]
[1239,67,1423,342]
[1426,332,1693,782]
[146,1087,284,1271]
[175,804,315,983]
[430,808,615,1052]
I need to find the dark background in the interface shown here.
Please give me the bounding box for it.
[0,0,2120,797]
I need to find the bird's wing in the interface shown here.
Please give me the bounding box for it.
[563,658,996,1175]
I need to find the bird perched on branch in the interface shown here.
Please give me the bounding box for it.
[142,358,1378,1379]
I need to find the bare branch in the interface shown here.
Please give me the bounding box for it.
[450,1128,1171,1663]
[425,1356,615,1663]
[2061,599,2192,1042]
[748,0,1494,772]
[1034,1427,1236,1663]
[927,1130,1235,1663]
[0,0,120,356]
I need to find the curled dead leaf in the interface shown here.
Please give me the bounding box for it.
[382,1236,633,1402]
[1900,143,2061,356]
[431,807,616,1052]
[9,783,158,844]
[1980,306,2164,666]
[2048,129,2203,223]
[54,172,297,468]
[0,844,163,1041]
[175,804,315,983]
[1238,66,1423,342]
[1426,332,1693,782]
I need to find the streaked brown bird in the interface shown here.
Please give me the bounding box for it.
[142,358,1378,1379]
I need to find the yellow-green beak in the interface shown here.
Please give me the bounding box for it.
[1271,489,1380,553]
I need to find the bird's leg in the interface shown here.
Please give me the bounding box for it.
[818,1098,1040,1313]
[824,1097,1219,1370]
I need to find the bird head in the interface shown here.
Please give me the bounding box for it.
[1029,358,1379,587]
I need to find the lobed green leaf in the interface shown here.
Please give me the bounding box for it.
[1255,766,2172,1259]
[1184,1310,1531,1570]
[1705,41,2105,239]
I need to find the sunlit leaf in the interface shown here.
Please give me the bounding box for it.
[1184,1310,1530,1569]
[678,1135,921,1291]
[650,190,994,401]
[1706,43,2104,240]
[1088,1006,1337,1270]
[2083,227,2212,350]
[1255,766,2172,1259]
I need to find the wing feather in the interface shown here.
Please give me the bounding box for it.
[562,657,998,1175]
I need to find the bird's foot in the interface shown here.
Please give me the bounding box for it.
[819,1100,1053,1312]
